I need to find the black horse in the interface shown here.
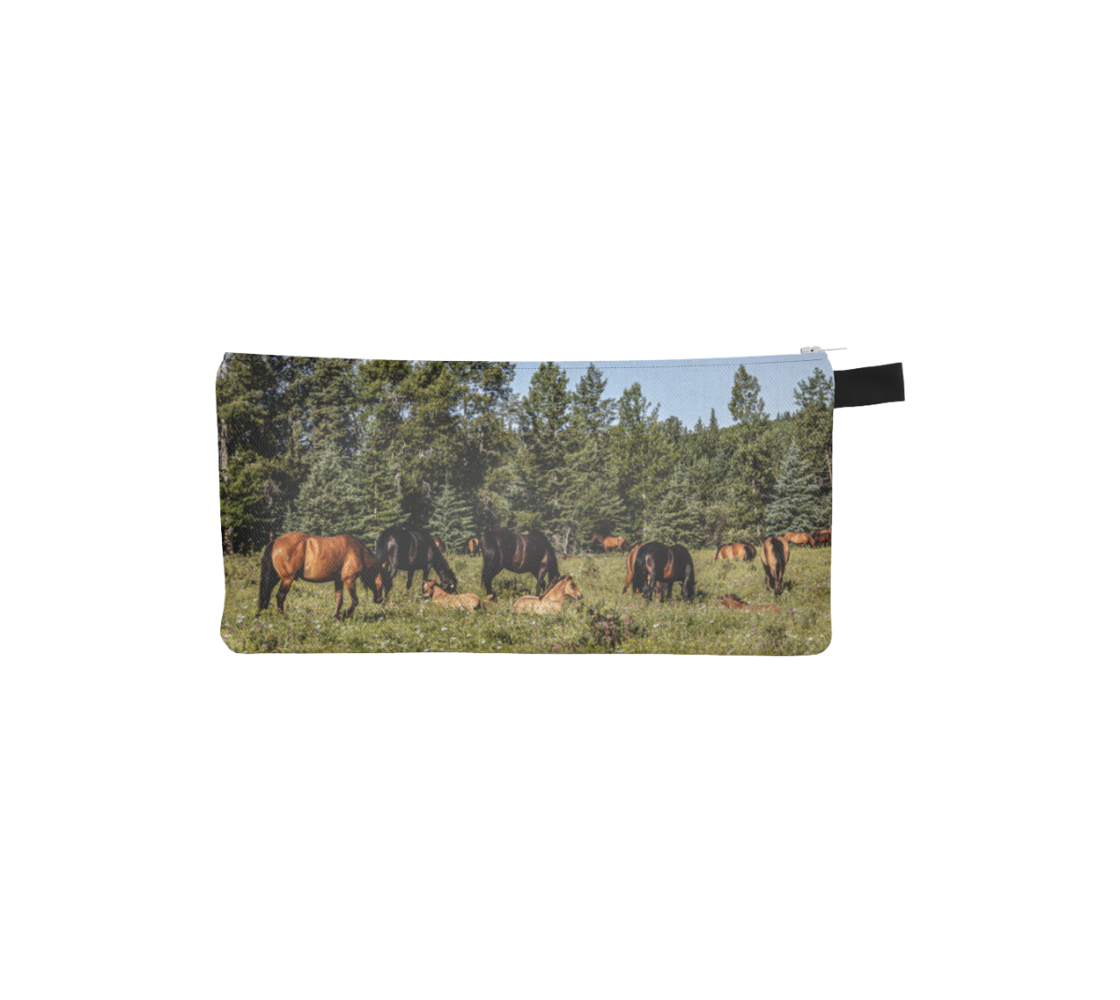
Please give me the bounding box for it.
[481,528,560,598]
[631,541,696,602]
[375,526,458,596]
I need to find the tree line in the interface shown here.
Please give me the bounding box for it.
[217,355,834,556]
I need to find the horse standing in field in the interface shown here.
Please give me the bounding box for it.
[590,531,629,554]
[375,526,457,596]
[813,530,831,547]
[715,542,757,562]
[467,537,481,557]
[784,532,816,548]
[481,528,560,598]
[761,536,791,596]
[631,542,696,602]
[512,575,583,614]
[258,533,387,620]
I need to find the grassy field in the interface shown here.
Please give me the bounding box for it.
[220,546,832,656]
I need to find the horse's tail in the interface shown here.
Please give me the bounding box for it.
[632,549,649,593]
[769,536,786,576]
[258,538,278,612]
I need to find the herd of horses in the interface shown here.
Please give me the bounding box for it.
[257,524,830,620]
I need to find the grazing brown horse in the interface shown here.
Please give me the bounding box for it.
[376,526,457,596]
[784,532,816,548]
[481,528,560,598]
[258,533,386,620]
[761,536,791,596]
[632,542,696,602]
[590,531,628,554]
[467,537,481,557]
[513,575,583,614]
[422,580,481,610]
[813,530,831,547]
[715,542,757,562]
[718,595,781,613]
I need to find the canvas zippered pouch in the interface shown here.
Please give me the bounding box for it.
[218,352,903,654]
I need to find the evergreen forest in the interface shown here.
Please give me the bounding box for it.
[217,355,834,556]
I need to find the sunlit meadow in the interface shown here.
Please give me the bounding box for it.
[221,547,832,656]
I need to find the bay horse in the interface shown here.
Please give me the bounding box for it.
[631,542,696,602]
[813,530,831,547]
[467,537,481,557]
[422,580,481,610]
[784,532,816,548]
[590,531,628,554]
[761,536,790,596]
[481,528,560,598]
[718,595,781,613]
[715,542,757,562]
[258,532,386,620]
[375,526,457,596]
[513,575,583,614]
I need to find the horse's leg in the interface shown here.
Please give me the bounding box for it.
[537,567,547,596]
[334,581,345,620]
[482,563,496,598]
[661,581,672,603]
[343,577,359,620]
[406,569,415,590]
[277,579,293,613]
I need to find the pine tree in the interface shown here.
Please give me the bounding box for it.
[570,363,616,438]
[217,353,309,552]
[518,362,572,531]
[428,482,475,554]
[649,466,702,547]
[728,365,769,426]
[303,357,360,455]
[352,439,402,537]
[765,439,825,535]
[285,445,372,542]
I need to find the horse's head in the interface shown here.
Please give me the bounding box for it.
[563,576,583,601]
[421,580,436,601]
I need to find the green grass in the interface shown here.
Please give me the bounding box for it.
[220,547,832,656]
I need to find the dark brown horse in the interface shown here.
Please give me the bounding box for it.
[590,531,629,554]
[375,526,457,596]
[813,529,831,547]
[258,533,387,620]
[784,532,816,548]
[761,536,790,596]
[467,537,481,557]
[481,528,560,598]
[715,542,757,562]
[631,542,696,602]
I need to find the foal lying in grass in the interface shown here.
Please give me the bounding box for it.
[422,580,481,610]
[718,595,781,613]
[513,575,583,614]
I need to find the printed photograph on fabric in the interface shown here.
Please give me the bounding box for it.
[218,354,834,654]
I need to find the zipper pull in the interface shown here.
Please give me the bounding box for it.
[800,346,847,353]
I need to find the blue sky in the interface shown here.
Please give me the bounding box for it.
[511,353,832,429]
